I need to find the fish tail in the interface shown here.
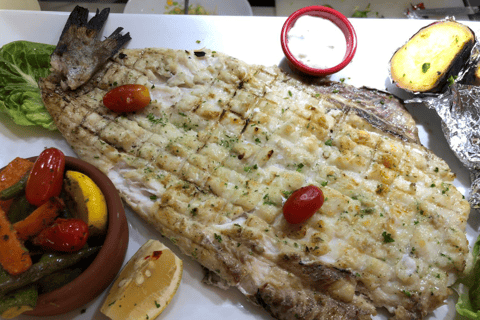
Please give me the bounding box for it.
[50,5,131,90]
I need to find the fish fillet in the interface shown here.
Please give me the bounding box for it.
[39,8,470,320]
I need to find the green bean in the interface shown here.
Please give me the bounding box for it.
[7,195,35,224]
[0,172,29,201]
[37,267,83,294]
[0,285,37,318]
[0,246,100,296]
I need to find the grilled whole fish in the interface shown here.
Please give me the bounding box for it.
[40,8,470,320]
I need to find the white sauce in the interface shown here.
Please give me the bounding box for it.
[287,15,347,69]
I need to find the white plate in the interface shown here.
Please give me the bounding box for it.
[0,10,478,320]
[124,0,253,16]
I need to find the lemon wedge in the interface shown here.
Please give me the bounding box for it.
[101,239,183,320]
[64,170,108,237]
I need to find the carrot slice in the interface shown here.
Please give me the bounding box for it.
[13,197,65,241]
[0,157,34,213]
[0,206,32,275]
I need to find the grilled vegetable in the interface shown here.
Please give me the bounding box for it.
[25,148,65,206]
[103,84,151,113]
[390,20,475,93]
[0,157,34,213]
[0,173,29,201]
[13,197,64,241]
[0,247,100,296]
[283,185,324,224]
[0,207,32,276]
[37,267,83,294]
[7,195,36,224]
[32,218,89,253]
[0,285,37,319]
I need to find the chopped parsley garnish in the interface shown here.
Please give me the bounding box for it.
[244,164,258,173]
[382,231,395,243]
[147,113,167,126]
[263,194,276,206]
[296,163,304,172]
[282,190,293,198]
[421,62,431,73]
[325,139,333,146]
[402,290,412,297]
[214,233,222,243]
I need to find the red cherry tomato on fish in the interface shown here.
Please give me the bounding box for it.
[26,148,66,206]
[283,185,324,224]
[33,218,89,253]
[103,84,151,112]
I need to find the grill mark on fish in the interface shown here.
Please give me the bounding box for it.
[40,13,470,319]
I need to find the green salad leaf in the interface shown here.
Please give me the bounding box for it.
[0,41,56,130]
[456,234,480,318]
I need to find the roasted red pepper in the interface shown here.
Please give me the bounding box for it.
[25,148,66,206]
[283,185,324,224]
[103,84,151,113]
[33,218,89,253]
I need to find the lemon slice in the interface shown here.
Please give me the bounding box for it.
[64,170,108,237]
[100,239,183,320]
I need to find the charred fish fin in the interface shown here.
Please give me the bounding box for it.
[86,8,111,32]
[104,27,132,57]
[55,6,109,56]
[56,6,89,48]
[49,5,131,90]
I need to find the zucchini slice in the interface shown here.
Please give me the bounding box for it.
[390,20,475,93]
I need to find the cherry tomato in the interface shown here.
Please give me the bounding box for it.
[283,185,324,224]
[103,84,151,112]
[33,218,89,253]
[26,148,65,206]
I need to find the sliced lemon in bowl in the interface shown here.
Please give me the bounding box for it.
[100,239,183,320]
[64,170,108,237]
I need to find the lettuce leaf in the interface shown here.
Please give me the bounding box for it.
[0,41,56,130]
[456,234,480,318]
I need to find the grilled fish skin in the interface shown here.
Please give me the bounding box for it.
[39,9,470,319]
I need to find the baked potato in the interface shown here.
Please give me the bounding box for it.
[390,20,475,93]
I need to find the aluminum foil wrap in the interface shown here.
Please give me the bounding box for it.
[409,84,480,207]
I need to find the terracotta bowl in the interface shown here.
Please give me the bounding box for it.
[13,156,129,316]
[280,5,357,77]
